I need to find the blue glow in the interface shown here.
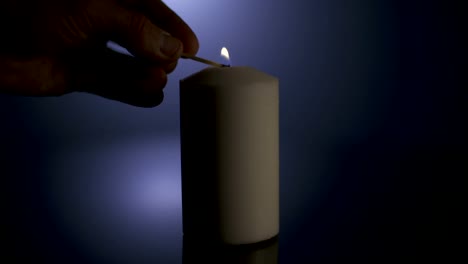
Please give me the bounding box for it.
[45,135,182,262]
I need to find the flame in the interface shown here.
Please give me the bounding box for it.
[221,47,230,61]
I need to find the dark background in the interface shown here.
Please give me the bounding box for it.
[1,0,466,263]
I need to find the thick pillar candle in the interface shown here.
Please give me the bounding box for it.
[180,66,279,245]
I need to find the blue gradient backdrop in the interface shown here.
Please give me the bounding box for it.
[1,0,465,263]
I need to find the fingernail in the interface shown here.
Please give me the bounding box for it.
[160,33,181,58]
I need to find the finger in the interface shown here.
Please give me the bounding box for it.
[164,60,178,74]
[0,56,67,96]
[95,2,184,62]
[121,0,199,55]
[106,40,177,73]
[68,48,168,107]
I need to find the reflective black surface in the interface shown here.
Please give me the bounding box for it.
[183,236,278,264]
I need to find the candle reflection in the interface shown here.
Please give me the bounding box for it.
[183,235,279,264]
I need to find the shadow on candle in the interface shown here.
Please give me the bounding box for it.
[182,235,279,264]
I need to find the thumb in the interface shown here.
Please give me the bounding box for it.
[96,2,183,62]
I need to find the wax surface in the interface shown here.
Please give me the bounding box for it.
[180,67,279,245]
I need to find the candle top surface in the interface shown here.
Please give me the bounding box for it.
[180,66,278,87]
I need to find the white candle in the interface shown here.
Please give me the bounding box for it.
[180,66,279,245]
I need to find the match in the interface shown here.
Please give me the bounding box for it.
[181,53,230,68]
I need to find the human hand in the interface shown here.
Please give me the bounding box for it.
[0,0,199,107]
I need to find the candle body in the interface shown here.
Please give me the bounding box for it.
[180,67,279,245]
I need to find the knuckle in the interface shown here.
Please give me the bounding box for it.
[128,13,149,34]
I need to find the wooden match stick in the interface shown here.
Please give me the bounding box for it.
[181,53,230,67]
